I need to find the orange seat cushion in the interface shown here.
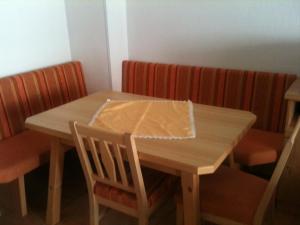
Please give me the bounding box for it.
[94,168,177,209]
[234,129,285,166]
[200,166,268,225]
[177,166,268,225]
[0,130,51,183]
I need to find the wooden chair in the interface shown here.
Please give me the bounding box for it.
[69,121,177,225]
[176,117,300,225]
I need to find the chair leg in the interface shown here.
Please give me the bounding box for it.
[89,195,99,225]
[176,201,184,225]
[99,205,108,222]
[269,193,276,225]
[13,176,28,217]
[138,215,148,225]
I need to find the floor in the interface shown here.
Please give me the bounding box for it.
[1,151,300,225]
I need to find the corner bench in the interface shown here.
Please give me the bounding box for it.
[122,60,297,167]
[0,61,87,216]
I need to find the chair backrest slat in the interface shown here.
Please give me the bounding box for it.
[254,117,300,225]
[69,121,148,208]
[99,140,117,182]
[112,143,129,186]
[87,137,104,178]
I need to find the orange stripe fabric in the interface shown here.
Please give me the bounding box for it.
[0,61,87,140]
[10,77,29,118]
[43,68,67,108]
[63,64,81,101]
[0,89,13,138]
[190,67,201,102]
[198,68,217,105]
[0,79,25,136]
[34,71,52,109]
[21,73,45,115]
[215,69,226,107]
[224,70,245,109]
[154,64,169,98]
[134,62,148,95]
[72,62,87,97]
[122,60,296,132]
[175,66,192,100]
[168,65,177,99]
[242,71,255,111]
[251,72,274,130]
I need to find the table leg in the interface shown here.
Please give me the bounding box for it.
[181,172,200,225]
[46,138,65,225]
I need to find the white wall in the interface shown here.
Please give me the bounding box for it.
[2,0,299,92]
[105,0,128,91]
[65,0,111,93]
[127,0,300,75]
[0,0,71,78]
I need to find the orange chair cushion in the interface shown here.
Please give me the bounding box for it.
[0,130,51,183]
[234,129,285,166]
[94,168,177,209]
[200,166,268,225]
[177,166,268,225]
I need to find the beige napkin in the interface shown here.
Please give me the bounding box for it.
[89,100,195,139]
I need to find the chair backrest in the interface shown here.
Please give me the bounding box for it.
[69,121,148,209]
[254,117,300,225]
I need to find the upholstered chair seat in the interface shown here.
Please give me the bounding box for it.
[201,166,267,224]
[94,167,177,209]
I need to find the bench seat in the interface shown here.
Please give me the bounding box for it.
[0,130,50,183]
[234,129,285,166]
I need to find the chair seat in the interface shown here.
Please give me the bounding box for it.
[234,129,285,166]
[201,166,267,225]
[176,166,267,224]
[0,130,51,183]
[94,168,177,209]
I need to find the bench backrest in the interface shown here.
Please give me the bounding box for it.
[122,60,296,133]
[0,61,87,140]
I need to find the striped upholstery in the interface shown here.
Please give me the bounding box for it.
[0,61,87,140]
[122,60,296,132]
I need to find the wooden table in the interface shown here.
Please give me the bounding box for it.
[25,91,256,225]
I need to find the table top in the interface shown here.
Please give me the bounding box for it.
[285,78,300,101]
[25,91,256,175]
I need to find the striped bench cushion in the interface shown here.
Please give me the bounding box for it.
[0,130,51,183]
[122,60,296,133]
[0,61,87,140]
